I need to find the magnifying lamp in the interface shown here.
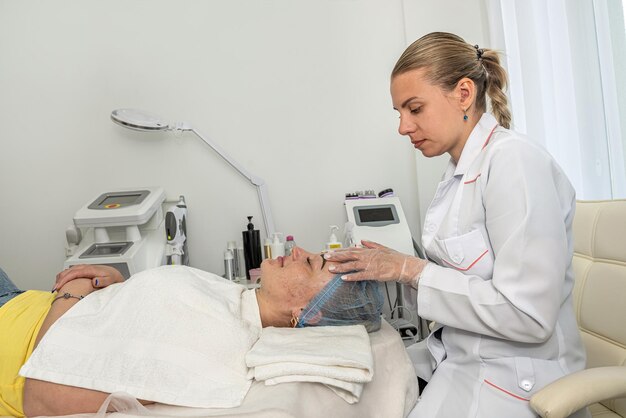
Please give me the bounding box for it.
[110,108,275,236]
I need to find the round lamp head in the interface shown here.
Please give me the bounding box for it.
[110,108,170,131]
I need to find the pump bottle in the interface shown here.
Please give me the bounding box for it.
[325,225,342,251]
[270,232,285,258]
[242,216,262,280]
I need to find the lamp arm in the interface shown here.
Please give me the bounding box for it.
[257,182,275,236]
[185,127,256,184]
[180,125,275,235]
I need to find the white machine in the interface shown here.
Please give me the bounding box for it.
[345,196,414,254]
[344,194,420,341]
[164,195,189,266]
[64,187,186,279]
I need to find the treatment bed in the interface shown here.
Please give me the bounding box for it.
[40,320,418,418]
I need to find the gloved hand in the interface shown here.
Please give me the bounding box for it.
[52,264,124,292]
[324,240,427,287]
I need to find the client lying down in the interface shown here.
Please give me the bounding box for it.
[0,246,384,417]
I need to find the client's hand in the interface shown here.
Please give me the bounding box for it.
[323,240,427,287]
[53,264,124,292]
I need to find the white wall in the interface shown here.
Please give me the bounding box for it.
[0,0,486,290]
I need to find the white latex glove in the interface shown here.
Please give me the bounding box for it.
[324,240,427,287]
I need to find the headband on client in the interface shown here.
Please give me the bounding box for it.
[296,274,384,333]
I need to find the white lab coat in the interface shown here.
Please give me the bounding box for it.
[407,113,589,418]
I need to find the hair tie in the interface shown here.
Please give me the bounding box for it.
[474,44,484,60]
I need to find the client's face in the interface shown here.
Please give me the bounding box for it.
[259,246,336,311]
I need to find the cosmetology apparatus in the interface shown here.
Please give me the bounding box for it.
[165,195,189,266]
[64,187,188,279]
[344,190,420,341]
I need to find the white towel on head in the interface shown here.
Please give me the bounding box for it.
[245,325,373,404]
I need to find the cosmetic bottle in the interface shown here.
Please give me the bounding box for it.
[325,225,342,251]
[242,216,262,280]
[224,249,234,281]
[284,235,296,255]
[270,232,285,259]
[236,241,246,281]
[227,241,239,279]
[343,222,357,247]
[264,237,272,259]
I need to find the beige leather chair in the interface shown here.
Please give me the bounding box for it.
[531,200,626,418]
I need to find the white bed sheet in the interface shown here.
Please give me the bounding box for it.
[45,321,418,418]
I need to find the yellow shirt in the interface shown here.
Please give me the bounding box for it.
[0,291,53,417]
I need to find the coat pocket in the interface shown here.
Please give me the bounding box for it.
[476,357,535,418]
[476,356,567,418]
[437,229,493,277]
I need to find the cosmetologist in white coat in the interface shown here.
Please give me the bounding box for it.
[325,32,589,418]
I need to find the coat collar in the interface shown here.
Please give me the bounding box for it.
[446,113,499,178]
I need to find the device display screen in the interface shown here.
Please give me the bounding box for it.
[81,242,132,258]
[90,244,125,256]
[99,194,141,206]
[358,207,395,223]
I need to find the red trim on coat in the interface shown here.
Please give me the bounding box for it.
[482,124,499,149]
[464,174,481,184]
[462,124,498,185]
[442,249,488,270]
[483,379,530,402]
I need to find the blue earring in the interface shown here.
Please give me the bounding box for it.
[463,109,468,121]
[463,115,468,121]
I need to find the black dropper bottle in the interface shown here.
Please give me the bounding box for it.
[242,216,262,280]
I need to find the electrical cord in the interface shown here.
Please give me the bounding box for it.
[388,305,415,324]
[384,282,394,318]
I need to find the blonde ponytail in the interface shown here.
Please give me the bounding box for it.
[480,49,511,129]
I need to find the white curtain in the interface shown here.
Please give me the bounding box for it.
[486,0,626,199]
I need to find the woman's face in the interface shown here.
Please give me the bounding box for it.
[259,246,336,309]
[391,68,468,162]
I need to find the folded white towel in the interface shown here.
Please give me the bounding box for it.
[245,325,373,404]
[265,374,365,404]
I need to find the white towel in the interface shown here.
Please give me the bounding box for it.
[245,325,373,404]
[20,265,262,408]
